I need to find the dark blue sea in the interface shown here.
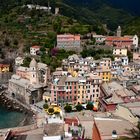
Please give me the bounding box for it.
[0,106,25,129]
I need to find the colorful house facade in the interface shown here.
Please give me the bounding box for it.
[0,64,10,73]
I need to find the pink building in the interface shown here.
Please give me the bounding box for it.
[16,66,29,79]
[51,76,79,105]
[133,52,140,61]
[57,34,81,51]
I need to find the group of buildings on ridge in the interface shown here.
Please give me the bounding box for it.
[28,26,139,55]
[1,25,140,140]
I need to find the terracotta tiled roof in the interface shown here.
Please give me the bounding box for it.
[64,117,79,126]
[0,64,10,67]
[106,36,132,41]
[31,45,41,48]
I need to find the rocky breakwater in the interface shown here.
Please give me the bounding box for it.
[0,92,24,112]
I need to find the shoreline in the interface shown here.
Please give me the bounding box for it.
[0,92,35,129]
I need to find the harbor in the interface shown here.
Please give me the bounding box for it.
[0,91,34,129]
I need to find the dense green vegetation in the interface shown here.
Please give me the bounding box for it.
[86,103,93,110]
[0,0,139,71]
[81,48,114,60]
[123,17,140,38]
[64,104,72,113]
[0,0,139,32]
[43,103,49,109]
[75,104,83,111]
[41,49,76,71]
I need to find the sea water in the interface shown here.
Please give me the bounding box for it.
[0,106,25,129]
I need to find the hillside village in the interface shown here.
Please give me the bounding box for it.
[0,3,140,140]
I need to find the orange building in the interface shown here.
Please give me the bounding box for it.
[0,64,10,73]
[105,36,133,49]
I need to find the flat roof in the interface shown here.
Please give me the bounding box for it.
[44,123,64,136]
[65,77,79,82]
[102,81,123,95]
[94,117,135,139]
[120,102,140,116]
[58,76,67,85]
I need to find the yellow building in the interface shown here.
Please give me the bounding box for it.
[77,80,86,103]
[113,48,127,56]
[68,67,78,77]
[0,64,10,73]
[98,69,111,82]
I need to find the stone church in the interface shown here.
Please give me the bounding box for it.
[8,58,50,104]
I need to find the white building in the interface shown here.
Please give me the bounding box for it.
[124,35,139,48]
[121,56,129,66]
[132,35,139,48]
[25,4,51,11]
[30,46,40,55]
[92,34,106,44]
[15,56,24,66]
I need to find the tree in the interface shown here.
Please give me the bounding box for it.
[4,38,10,46]
[127,50,133,62]
[13,39,18,45]
[21,57,31,67]
[43,103,49,109]
[64,104,72,113]
[48,108,54,114]
[76,104,83,111]
[86,103,93,110]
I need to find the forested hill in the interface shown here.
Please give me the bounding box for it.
[0,0,140,32]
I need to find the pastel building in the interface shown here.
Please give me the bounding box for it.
[51,74,102,104]
[30,45,40,55]
[120,56,129,66]
[97,68,111,82]
[92,35,106,44]
[86,75,102,102]
[99,58,112,69]
[78,79,87,103]
[15,56,24,66]
[51,76,79,105]
[105,35,139,49]
[133,52,140,61]
[113,48,127,56]
[57,34,81,51]
[0,64,10,73]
